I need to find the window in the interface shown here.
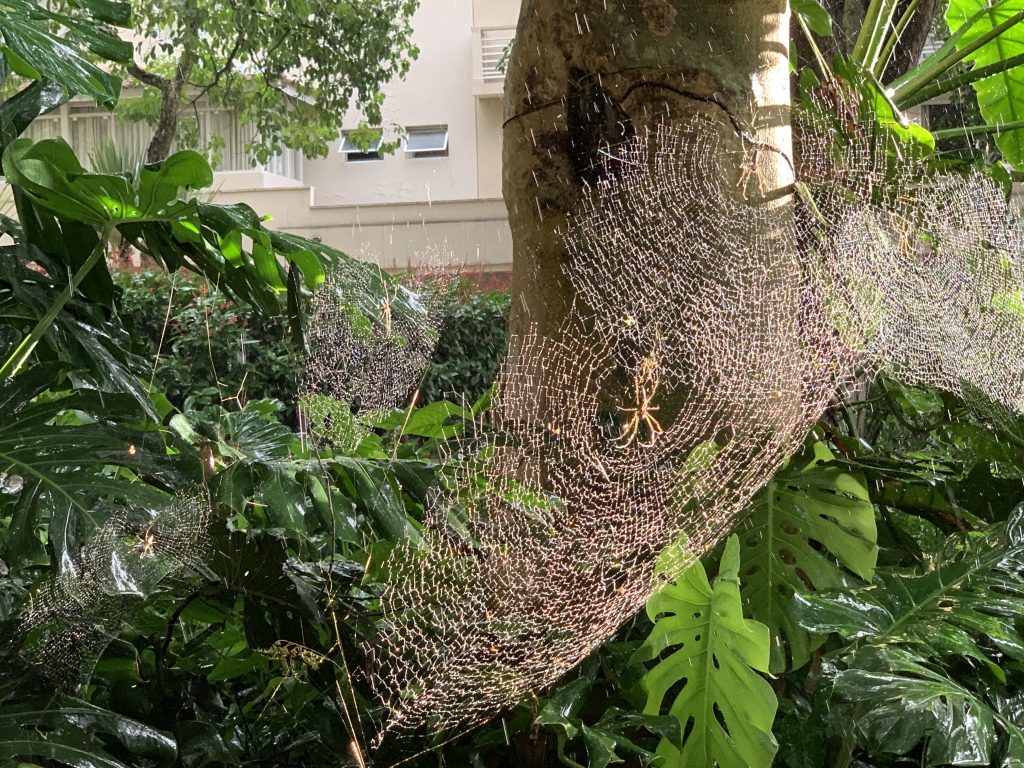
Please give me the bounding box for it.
[404,125,449,158]
[339,130,383,162]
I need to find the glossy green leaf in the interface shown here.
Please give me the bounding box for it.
[208,529,322,622]
[0,80,67,157]
[0,0,130,108]
[0,726,130,768]
[334,456,421,543]
[537,675,592,739]
[739,441,876,671]
[373,399,470,439]
[794,507,1024,669]
[537,667,676,768]
[0,695,174,768]
[171,401,296,464]
[3,139,211,226]
[69,0,131,26]
[947,0,1024,167]
[632,536,777,768]
[793,0,833,36]
[832,646,997,765]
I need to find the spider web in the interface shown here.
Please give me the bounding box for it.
[366,91,1024,745]
[19,491,211,685]
[301,250,459,451]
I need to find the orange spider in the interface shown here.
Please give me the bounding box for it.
[617,354,664,448]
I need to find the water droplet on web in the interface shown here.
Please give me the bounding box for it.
[0,472,24,494]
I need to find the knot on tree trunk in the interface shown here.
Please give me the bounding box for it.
[641,0,678,37]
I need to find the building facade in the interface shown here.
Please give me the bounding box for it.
[17,0,521,274]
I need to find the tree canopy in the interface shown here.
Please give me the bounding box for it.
[123,0,420,163]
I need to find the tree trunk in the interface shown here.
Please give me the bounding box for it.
[130,17,198,165]
[502,0,794,342]
[145,76,186,164]
[882,0,941,82]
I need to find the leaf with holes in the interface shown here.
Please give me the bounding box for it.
[794,506,1024,675]
[946,0,1024,167]
[738,441,876,672]
[632,535,777,768]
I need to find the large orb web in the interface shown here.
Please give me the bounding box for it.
[19,491,211,686]
[367,94,1024,746]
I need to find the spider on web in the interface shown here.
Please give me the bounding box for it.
[132,521,159,560]
[616,352,664,448]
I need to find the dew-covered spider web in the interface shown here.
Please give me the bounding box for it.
[301,249,458,451]
[19,492,211,685]
[360,91,1024,745]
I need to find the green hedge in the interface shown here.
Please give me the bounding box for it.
[420,289,510,405]
[115,269,509,418]
[115,268,300,418]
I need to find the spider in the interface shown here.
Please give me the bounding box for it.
[134,522,158,560]
[617,354,664,448]
[736,139,762,199]
[377,266,401,339]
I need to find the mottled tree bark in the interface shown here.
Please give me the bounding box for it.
[502,0,794,341]
[129,51,196,166]
[882,0,941,82]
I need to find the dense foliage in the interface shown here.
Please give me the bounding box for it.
[419,289,510,405]
[123,0,420,163]
[116,269,300,417]
[114,269,509,419]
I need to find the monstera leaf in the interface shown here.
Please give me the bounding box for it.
[946,0,1024,167]
[0,364,178,572]
[738,441,877,671]
[632,536,777,768]
[0,0,131,109]
[0,79,67,156]
[794,509,1024,765]
[2,139,212,227]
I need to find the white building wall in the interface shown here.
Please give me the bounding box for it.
[301,0,481,207]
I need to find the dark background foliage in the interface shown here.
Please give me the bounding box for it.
[115,268,510,422]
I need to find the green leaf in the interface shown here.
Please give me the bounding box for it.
[333,456,421,543]
[69,0,131,26]
[172,401,296,464]
[947,0,1024,167]
[793,0,833,36]
[0,696,174,768]
[0,0,130,108]
[794,507,1024,669]
[0,80,68,157]
[832,646,997,765]
[0,726,130,768]
[632,535,778,768]
[0,375,172,569]
[373,400,470,439]
[794,511,1024,764]
[208,529,322,622]
[3,139,211,226]
[537,675,591,739]
[738,441,877,671]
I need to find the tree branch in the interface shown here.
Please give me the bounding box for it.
[126,61,169,91]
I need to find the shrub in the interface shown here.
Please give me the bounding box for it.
[115,269,300,420]
[421,289,510,405]
[117,269,510,418]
